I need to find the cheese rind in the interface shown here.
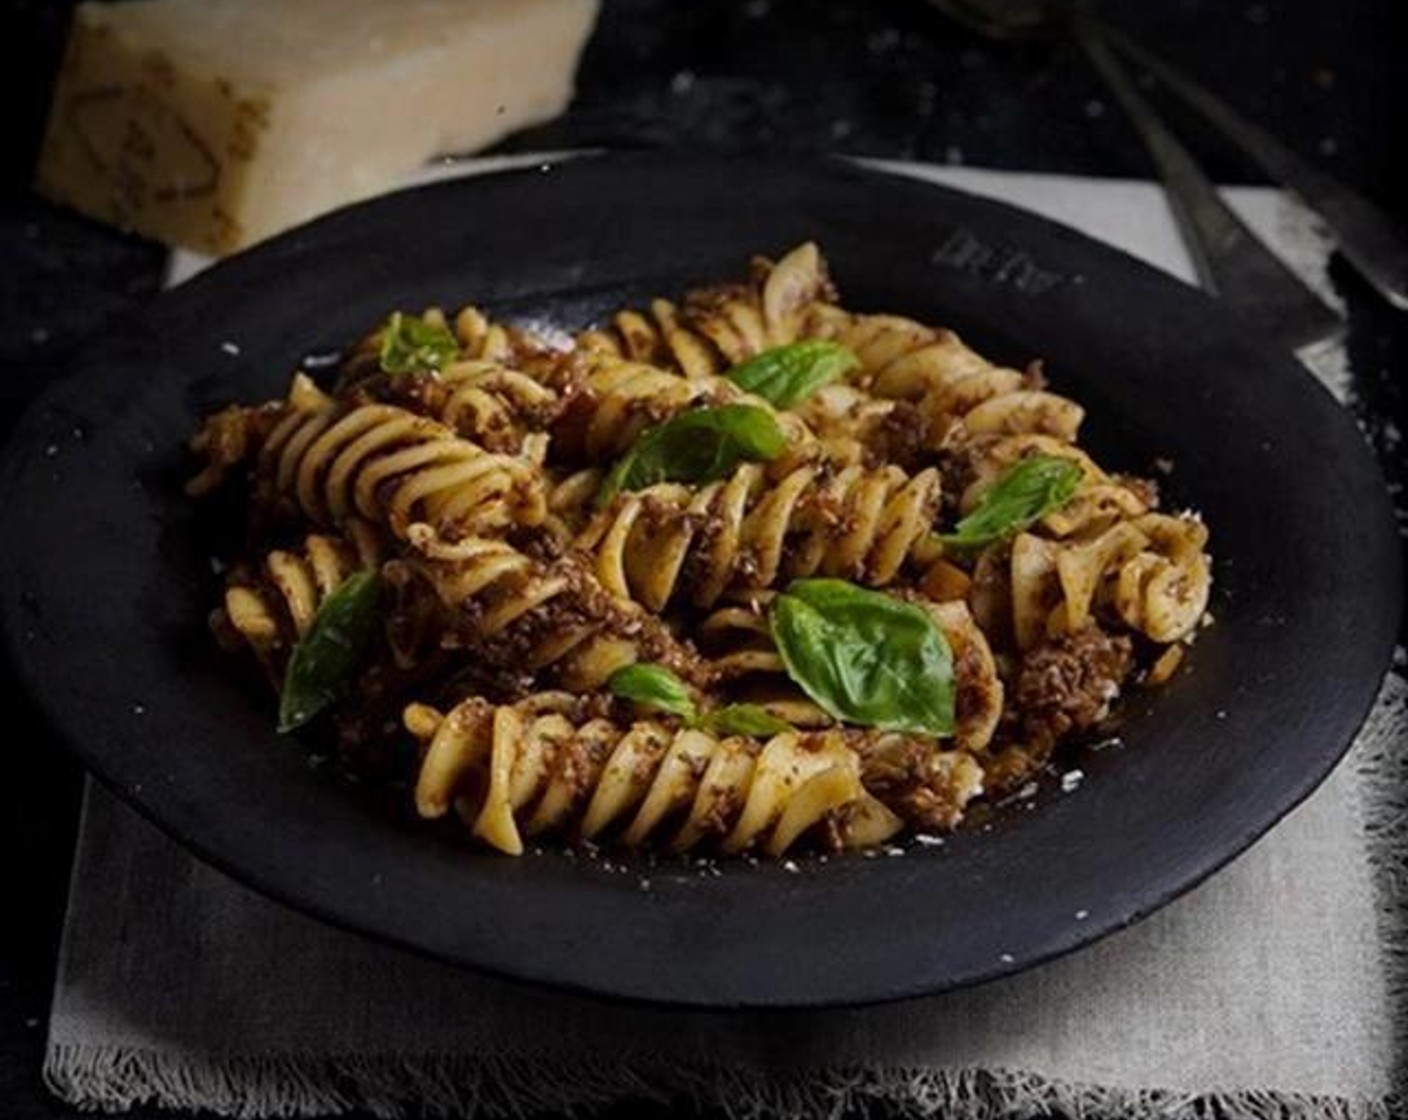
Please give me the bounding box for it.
[36,0,599,255]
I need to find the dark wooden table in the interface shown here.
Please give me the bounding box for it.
[3,1,1403,1116]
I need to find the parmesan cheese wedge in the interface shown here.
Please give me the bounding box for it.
[36,0,600,255]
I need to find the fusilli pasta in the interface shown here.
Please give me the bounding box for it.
[576,460,942,610]
[404,691,988,856]
[217,523,384,673]
[397,523,710,692]
[256,397,547,540]
[576,242,838,375]
[189,241,1213,859]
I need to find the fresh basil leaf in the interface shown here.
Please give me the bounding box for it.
[278,571,381,733]
[770,579,954,736]
[596,404,786,507]
[607,663,698,722]
[378,312,460,374]
[938,454,1083,550]
[699,703,792,738]
[606,667,791,738]
[726,341,859,408]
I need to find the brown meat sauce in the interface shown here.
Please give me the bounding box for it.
[983,626,1134,795]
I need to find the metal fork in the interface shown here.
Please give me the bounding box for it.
[1071,11,1344,349]
[926,0,1347,351]
[1105,24,1408,314]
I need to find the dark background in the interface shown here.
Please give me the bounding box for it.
[3,1,1404,1116]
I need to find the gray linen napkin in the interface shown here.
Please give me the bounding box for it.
[45,162,1408,1119]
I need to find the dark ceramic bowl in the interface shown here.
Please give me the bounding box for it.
[0,154,1398,1007]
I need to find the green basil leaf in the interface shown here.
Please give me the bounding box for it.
[699,703,792,738]
[770,579,954,736]
[606,663,698,722]
[726,340,860,408]
[278,571,381,733]
[938,454,1083,550]
[596,404,786,507]
[606,668,792,738]
[378,312,460,374]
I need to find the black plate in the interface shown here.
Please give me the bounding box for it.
[0,154,1399,1008]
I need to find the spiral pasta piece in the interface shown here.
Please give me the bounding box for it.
[1108,513,1212,643]
[801,307,1085,450]
[805,310,1014,399]
[544,348,821,469]
[577,298,734,380]
[551,352,737,459]
[404,692,991,855]
[255,398,547,540]
[338,305,564,387]
[216,521,386,673]
[1004,511,1211,650]
[450,305,567,367]
[346,358,562,462]
[576,242,838,376]
[942,432,1211,651]
[186,374,333,498]
[404,694,874,855]
[396,524,710,692]
[576,459,942,612]
[431,360,559,460]
[567,245,891,466]
[789,382,930,469]
[256,304,569,460]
